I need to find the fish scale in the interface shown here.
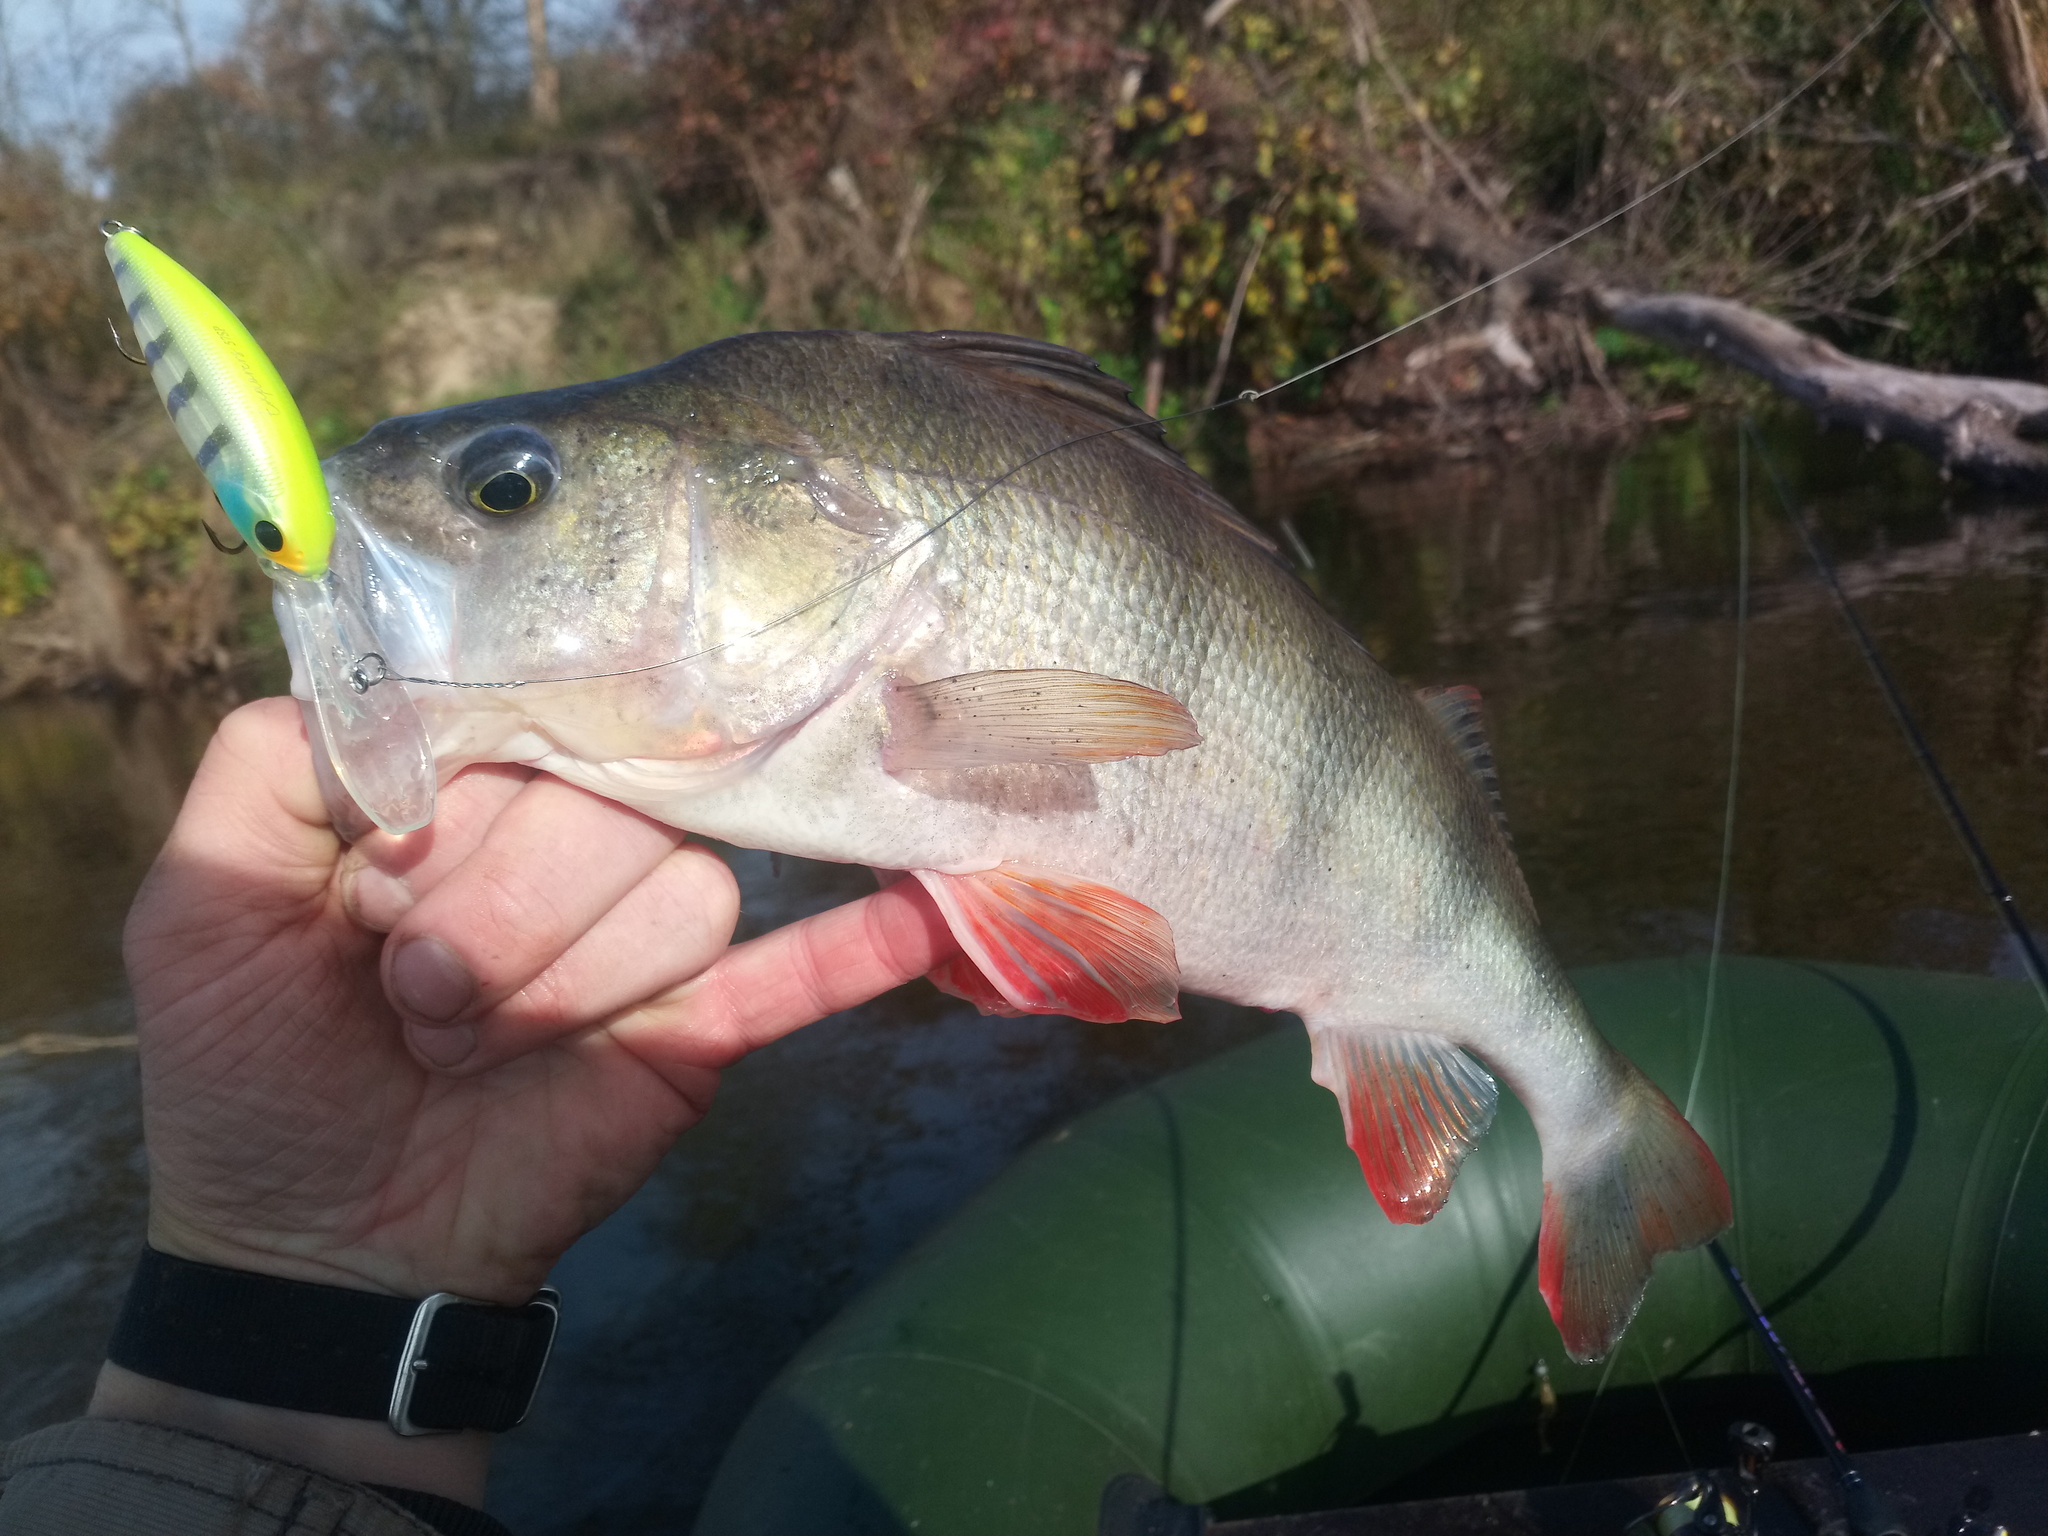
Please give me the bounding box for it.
[320,327,1730,1359]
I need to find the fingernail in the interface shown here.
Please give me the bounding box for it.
[390,936,478,1023]
[343,865,415,932]
[408,1021,476,1069]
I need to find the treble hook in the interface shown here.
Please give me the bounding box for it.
[201,520,246,555]
[106,317,147,367]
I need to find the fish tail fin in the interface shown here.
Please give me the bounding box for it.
[1538,1067,1731,1362]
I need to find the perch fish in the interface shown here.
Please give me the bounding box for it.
[317,330,1729,1360]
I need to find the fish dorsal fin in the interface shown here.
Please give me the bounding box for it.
[1309,1027,1499,1224]
[908,331,1282,559]
[883,668,1201,772]
[912,331,1166,443]
[1417,684,1510,841]
[910,863,1181,1023]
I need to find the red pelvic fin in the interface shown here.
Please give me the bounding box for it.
[910,865,1181,1023]
[926,952,1029,1017]
[884,669,1201,772]
[1311,1028,1499,1224]
[1537,1078,1733,1362]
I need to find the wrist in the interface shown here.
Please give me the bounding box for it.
[146,1213,413,1299]
[146,1208,549,1306]
[89,1361,493,1506]
[100,1244,559,1504]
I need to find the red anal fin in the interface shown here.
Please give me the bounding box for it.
[884,669,1200,772]
[1537,1075,1732,1361]
[910,865,1181,1023]
[1310,1028,1499,1224]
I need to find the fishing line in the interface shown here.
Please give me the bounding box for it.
[1684,431,1752,1123]
[1555,1346,1624,1484]
[1742,416,2048,1018]
[351,0,1905,697]
[1638,1332,1693,1469]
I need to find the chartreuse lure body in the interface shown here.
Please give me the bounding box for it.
[102,221,434,834]
[101,223,332,577]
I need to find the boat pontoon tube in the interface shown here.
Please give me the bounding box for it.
[698,958,2048,1534]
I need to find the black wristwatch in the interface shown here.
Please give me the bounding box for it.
[108,1247,561,1435]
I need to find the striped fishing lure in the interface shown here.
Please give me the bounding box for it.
[101,220,435,834]
[101,221,333,577]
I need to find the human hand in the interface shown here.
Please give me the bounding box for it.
[92,697,955,1497]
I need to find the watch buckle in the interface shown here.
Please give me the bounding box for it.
[387,1287,562,1437]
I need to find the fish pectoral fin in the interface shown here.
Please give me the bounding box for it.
[910,865,1181,1023]
[1309,1027,1499,1225]
[1538,1069,1731,1362]
[884,669,1200,772]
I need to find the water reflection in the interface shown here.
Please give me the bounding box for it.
[1,415,2045,1531]
[0,694,230,1034]
[1272,415,2048,972]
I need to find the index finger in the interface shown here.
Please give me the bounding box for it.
[603,878,960,1081]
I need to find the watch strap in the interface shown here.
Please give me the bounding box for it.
[107,1247,559,1435]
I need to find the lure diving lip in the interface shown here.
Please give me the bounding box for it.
[101,220,436,835]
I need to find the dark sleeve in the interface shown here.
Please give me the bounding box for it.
[0,1418,511,1536]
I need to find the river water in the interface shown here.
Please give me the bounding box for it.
[3,414,2045,1530]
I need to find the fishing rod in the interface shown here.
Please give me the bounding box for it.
[1696,417,2048,1534]
[1645,420,2037,1536]
[1705,1239,1905,1536]
[1741,417,2048,1015]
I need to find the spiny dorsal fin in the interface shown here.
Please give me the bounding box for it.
[912,331,1167,444]
[909,331,1282,560]
[1417,684,1510,841]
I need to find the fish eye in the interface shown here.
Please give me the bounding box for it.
[456,427,559,518]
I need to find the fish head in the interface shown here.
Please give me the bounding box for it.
[322,364,935,773]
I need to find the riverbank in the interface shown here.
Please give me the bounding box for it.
[7,0,2045,696]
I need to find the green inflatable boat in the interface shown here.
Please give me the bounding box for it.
[696,956,2048,1533]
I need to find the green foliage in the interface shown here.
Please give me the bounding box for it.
[1594,327,1707,397]
[5,0,2048,695]
[96,466,208,581]
[0,546,52,620]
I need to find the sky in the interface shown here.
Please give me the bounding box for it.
[2,0,236,150]
[0,0,620,171]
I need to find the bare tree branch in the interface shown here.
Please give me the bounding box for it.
[1349,157,2048,493]
[1596,287,2048,489]
[1968,0,2048,159]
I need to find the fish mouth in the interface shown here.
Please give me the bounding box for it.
[320,480,458,688]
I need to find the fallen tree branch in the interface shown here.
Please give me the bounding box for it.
[1346,162,2048,494]
[1595,287,2048,490]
